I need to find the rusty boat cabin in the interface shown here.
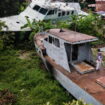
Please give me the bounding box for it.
[35,28,98,74]
[34,29,105,105]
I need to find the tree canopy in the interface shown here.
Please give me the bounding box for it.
[0,0,25,17]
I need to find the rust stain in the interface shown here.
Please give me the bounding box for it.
[75,62,94,72]
[34,34,47,50]
[96,77,105,88]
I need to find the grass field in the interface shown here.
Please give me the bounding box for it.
[0,49,73,105]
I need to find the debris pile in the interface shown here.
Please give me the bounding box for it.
[0,89,16,105]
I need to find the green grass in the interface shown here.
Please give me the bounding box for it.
[0,49,73,105]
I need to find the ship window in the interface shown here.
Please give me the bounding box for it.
[58,13,61,17]
[47,10,54,15]
[71,11,74,15]
[33,5,40,11]
[44,37,48,41]
[67,11,69,15]
[49,36,53,43]
[54,38,60,47]
[62,11,65,16]
[39,8,48,15]
[16,21,20,24]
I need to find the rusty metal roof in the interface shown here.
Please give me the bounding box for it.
[48,29,98,44]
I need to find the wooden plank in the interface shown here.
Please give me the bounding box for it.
[96,77,105,88]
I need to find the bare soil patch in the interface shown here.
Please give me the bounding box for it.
[0,89,16,105]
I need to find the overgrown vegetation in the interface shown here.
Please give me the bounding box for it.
[0,0,105,105]
[0,10,73,105]
[69,14,105,37]
[63,100,92,105]
[22,14,105,49]
[0,0,29,17]
[0,49,73,105]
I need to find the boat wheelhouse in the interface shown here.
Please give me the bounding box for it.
[34,28,105,105]
[35,29,98,73]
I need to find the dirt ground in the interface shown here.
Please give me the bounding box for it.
[18,50,31,60]
[0,89,16,105]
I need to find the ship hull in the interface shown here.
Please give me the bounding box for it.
[37,50,103,105]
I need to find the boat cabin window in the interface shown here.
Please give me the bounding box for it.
[48,36,60,47]
[62,11,65,16]
[47,10,54,15]
[58,13,61,17]
[44,37,48,41]
[33,5,40,11]
[39,8,48,15]
[71,11,74,15]
[67,11,70,15]
[49,36,53,43]
[54,38,60,47]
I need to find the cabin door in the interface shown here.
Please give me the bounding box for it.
[64,43,71,63]
[72,45,78,61]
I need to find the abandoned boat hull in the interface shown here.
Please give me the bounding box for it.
[34,29,105,105]
[0,0,88,31]
[34,42,102,105]
[37,50,102,105]
[54,69,102,105]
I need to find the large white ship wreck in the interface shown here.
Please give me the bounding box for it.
[0,0,87,31]
[34,28,105,105]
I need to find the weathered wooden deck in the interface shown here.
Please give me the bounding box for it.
[45,56,105,105]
